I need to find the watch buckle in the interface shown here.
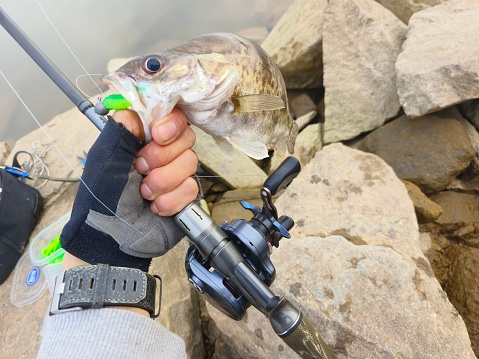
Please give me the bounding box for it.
[49,270,83,316]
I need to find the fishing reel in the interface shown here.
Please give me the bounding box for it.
[176,156,300,320]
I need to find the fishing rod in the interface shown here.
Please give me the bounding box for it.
[0,6,337,359]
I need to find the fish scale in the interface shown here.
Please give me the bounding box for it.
[101,32,298,160]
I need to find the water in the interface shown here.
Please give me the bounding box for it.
[0,0,292,146]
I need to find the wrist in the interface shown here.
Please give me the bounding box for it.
[59,252,150,318]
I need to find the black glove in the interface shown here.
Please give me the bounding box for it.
[60,118,185,272]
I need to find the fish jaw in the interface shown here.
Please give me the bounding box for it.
[101,72,176,142]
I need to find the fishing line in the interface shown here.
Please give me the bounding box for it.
[34,0,103,95]
[0,68,143,236]
[75,73,105,98]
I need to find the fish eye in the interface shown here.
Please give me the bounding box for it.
[141,55,164,74]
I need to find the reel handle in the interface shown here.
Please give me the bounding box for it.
[263,157,301,195]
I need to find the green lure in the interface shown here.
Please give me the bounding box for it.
[102,94,132,110]
[42,235,65,263]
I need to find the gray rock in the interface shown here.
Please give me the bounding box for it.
[211,188,264,224]
[288,91,317,119]
[150,239,205,359]
[358,112,474,193]
[323,0,406,144]
[206,143,475,358]
[295,110,317,132]
[261,0,328,88]
[293,123,322,166]
[373,0,450,24]
[396,0,479,117]
[191,126,267,189]
[448,117,479,191]
[275,143,424,260]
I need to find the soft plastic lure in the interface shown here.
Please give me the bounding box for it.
[102,94,132,110]
[94,94,132,115]
[42,234,64,263]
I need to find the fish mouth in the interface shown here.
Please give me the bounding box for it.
[101,72,144,112]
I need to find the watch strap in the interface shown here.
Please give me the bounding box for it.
[50,264,161,318]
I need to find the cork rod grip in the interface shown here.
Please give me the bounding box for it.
[282,315,338,359]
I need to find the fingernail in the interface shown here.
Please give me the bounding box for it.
[140,182,153,199]
[150,202,159,214]
[135,157,149,174]
[156,121,178,143]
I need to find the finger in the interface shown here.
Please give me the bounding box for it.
[111,109,145,141]
[139,149,198,200]
[151,108,190,145]
[135,126,196,175]
[151,177,199,216]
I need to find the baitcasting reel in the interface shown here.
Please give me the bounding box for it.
[177,157,300,320]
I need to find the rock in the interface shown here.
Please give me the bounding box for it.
[288,91,317,119]
[150,239,205,359]
[278,143,424,260]
[191,127,267,189]
[261,0,328,88]
[323,0,406,144]
[293,123,322,166]
[0,141,10,164]
[358,111,474,193]
[210,188,264,224]
[373,0,449,24]
[295,110,317,132]
[205,143,475,358]
[396,0,479,117]
[442,244,479,356]
[448,116,479,191]
[426,191,479,248]
[401,180,443,223]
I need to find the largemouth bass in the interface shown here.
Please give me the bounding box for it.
[101,32,298,159]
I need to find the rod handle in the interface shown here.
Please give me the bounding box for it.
[282,314,338,359]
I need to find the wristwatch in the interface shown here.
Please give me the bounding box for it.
[49,264,162,318]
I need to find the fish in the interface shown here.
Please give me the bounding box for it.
[101,32,298,160]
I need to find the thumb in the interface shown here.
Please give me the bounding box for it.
[112,109,146,142]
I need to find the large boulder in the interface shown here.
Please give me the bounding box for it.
[323,0,406,143]
[204,143,475,358]
[396,0,479,117]
[358,110,474,193]
[261,0,328,89]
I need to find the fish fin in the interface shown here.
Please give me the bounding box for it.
[212,136,235,161]
[228,136,269,160]
[231,94,285,113]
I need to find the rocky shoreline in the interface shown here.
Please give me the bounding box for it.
[2,0,479,358]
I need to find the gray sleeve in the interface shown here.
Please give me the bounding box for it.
[37,308,187,359]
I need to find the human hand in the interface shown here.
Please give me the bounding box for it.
[60,109,199,272]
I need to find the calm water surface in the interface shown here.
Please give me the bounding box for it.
[0,0,291,145]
